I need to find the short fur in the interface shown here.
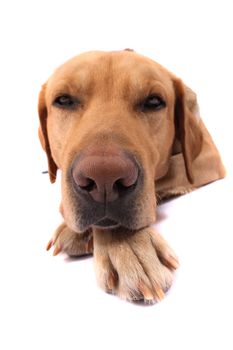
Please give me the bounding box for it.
[39,50,225,303]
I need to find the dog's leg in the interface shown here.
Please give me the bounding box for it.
[46,223,93,257]
[93,227,179,303]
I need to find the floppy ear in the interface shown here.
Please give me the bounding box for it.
[173,79,203,184]
[38,84,58,183]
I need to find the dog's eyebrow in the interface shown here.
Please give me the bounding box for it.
[132,80,169,101]
[48,73,96,101]
[49,85,81,102]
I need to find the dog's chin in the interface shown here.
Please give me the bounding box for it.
[93,217,120,230]
[74,211,155,232]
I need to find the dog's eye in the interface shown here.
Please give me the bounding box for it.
[142,95,166,111]
[53,95,77,108]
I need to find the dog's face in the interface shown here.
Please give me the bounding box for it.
[39,50,201,232]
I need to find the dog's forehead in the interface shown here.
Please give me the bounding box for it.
[47,51,173,94]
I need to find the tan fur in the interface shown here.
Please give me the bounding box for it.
[39,50,225,302]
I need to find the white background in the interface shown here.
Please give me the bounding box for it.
[0,0,232,349]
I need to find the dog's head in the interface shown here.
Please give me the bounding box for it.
[38,50,202,232]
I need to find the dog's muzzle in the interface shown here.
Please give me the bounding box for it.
[69,145,143,230]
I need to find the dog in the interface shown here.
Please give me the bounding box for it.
[39,50,225,303]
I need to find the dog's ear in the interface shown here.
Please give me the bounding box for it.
[173,79,203,184]
[38,84,58,183]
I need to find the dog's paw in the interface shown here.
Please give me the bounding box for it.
[46,223,93,257]
[93,228,179,303]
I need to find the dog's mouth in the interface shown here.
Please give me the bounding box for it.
[93,217,120,229]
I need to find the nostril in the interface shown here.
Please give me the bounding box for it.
[78,177,97,192]
[114,177,138,195]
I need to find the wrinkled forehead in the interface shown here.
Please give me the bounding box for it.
[46,51,174,99]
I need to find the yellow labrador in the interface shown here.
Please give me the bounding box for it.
[38,50,225,302]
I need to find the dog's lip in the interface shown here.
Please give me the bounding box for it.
[93,217,119,229]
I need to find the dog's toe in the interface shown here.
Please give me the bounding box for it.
[47,223,93,257]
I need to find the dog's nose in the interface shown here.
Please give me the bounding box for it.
[72,153,139,203]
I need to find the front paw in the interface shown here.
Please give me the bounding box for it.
[46,223,93,257]
[93,228,179,303]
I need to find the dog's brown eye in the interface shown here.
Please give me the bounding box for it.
[53,95,77,108]
[142,95,166,111]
